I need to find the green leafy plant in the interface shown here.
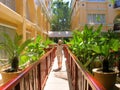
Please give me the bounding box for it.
[19,36,54,67]
[67,25,102,71]
[67,24,120,72]
[42,38,54,49]
[92,30,120,72]
[0,32,32,72]
[20,35,45,65]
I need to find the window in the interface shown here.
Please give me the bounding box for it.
[114,0,120,8]
[88,0,105,2]
[87,14,106,24]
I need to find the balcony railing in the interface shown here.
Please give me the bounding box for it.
[114,0,120,9]
[0,0,16,11]
[63,46,106,90]
[0,47,56,90]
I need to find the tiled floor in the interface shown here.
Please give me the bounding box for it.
[44,55,69,90]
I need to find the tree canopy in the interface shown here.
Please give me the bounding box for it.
[51,0,71,31]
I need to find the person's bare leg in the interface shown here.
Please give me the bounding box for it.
[58,61,62,69]
[58,56,62,69]
[53,56,61,72]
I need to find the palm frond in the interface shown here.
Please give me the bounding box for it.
[1,33,15,55]
[14,33,22,47]
[18,39,33,55]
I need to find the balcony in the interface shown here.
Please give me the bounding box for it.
[114,0,120,9]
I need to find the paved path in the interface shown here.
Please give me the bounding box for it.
[44,55,69,90]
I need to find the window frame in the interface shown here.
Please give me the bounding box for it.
[87,14,106,25]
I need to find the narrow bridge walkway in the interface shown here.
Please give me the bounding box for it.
[44,55,69,90]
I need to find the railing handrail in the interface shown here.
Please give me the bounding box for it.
[0,47,56,90]
[64,46,106,90]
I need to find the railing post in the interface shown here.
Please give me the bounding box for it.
[70,57,72,77]
[37,64,41,90]
[46,57,48,75]
[50,53,52,67]
[15,83,20,90]
[75,64,78,90]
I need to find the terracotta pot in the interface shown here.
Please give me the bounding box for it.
[0,69,22,84]
[92,68,117,90]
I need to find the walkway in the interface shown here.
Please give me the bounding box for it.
[44,55,69,90]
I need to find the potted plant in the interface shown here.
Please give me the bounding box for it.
[19,35,53,67]
[92,30,120,90]
[20,35,45,66]
[67,25,102,71]
[67,25,120,90]
[0,32,32,82]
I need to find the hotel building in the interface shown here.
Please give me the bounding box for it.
[71,0,120,31]
[0,0,52,58]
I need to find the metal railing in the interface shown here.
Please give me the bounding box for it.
[0,47,56,90]
[63,46,106,90]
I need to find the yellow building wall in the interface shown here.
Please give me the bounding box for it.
[71,0,120,31]
[0,0,51,41]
